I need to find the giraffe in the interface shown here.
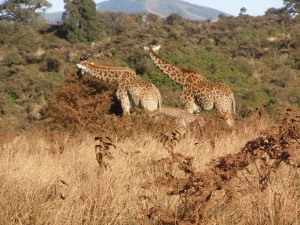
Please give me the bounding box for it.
[144,45,236,128]
[159,106,205,127]
[77,62,161,115]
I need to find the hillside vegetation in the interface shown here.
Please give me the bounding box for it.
[0,11,300,130]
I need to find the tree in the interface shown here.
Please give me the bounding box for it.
[165,13,183,25]
[0,0,52,24]
[62,0,100,43]
[239,7,247,16]
[283,0,300,16]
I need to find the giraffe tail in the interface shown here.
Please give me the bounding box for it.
[231,93,236,115]
[157,94,162,109]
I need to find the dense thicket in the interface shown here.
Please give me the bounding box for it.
[0,9,299,130]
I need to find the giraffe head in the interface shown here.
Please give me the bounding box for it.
[77,61,96,72]
[77,62,91,78]
[144,45,161,53]
[152,45,161,52]
[77,63,86,70]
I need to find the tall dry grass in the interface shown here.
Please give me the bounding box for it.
[0,114,299,224]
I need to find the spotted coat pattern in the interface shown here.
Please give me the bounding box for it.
[160,106,205,127]
[144,46,236,127]
[77,62,161,114]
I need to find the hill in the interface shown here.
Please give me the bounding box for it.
[98,0,228,21]
[1,10,300,131]
[43,0,227,24]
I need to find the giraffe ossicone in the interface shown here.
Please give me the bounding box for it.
[77,62,161,115]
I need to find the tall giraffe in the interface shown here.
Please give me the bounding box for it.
[77,62,161,115]
[144,45,236,127]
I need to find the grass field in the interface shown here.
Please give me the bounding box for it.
[0,110,299,224]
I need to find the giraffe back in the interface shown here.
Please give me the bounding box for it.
[77,62,137,82]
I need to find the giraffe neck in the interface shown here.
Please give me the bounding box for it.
[149,49,186,86]
[81,63,136,82]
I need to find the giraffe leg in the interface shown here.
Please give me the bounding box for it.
[217,109,235,128]
[224,113,235,128]
[116,89,131,115]
[215,98,235,128]
[180,91,200,114]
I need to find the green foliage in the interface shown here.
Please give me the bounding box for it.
[5,91,18,105]
[0,0,51,24]
[287,88,300,106]
[1,9,300,130]
[40,54,62,73]
[0,23,39,53]
[62,0,100,43]
[0,68,11,80]
[2,50,25,66]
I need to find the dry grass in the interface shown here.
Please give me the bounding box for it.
[0,111,299,224]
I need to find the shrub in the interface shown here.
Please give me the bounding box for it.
[40,56,62,73]
[2,51,25,66]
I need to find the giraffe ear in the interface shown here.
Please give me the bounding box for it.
[143,46,150,51]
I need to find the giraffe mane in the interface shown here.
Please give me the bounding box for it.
[181,68,199,74]
[148,48,199,73]
[148,48,170,64]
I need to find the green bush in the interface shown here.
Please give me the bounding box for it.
[2,51,26,66]
[0,23,39,53]
[40,57,62,73]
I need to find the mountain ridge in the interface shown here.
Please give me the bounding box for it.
[97,0,228,21]
[43,0,229,24]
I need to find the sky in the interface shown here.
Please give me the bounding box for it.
[2,0,285,17]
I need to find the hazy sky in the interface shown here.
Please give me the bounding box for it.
[2,0,285,16]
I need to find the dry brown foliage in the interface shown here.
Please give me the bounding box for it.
[46,74,117,131]
[1,107,297,224]
[95,134,116,169]
[45,73,189,139]
[146,109,300,224]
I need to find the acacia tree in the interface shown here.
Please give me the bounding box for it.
[0,0,52,24]
[63,0,100,43]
